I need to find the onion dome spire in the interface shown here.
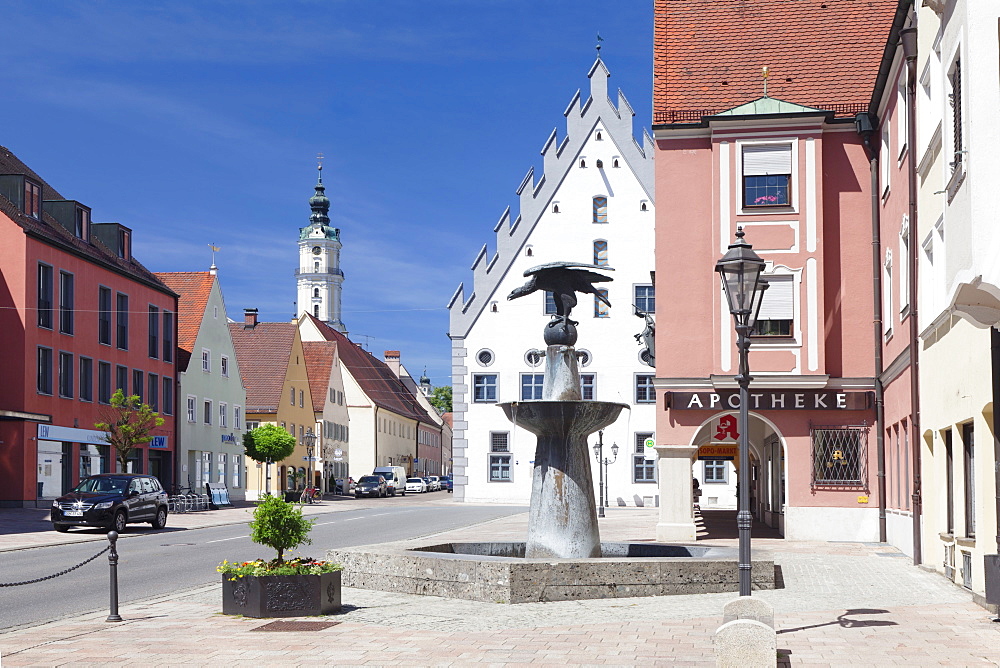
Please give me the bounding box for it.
[309,159,330,227]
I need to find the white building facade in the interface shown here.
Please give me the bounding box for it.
[297,165,346,333]
[449,58,662,506]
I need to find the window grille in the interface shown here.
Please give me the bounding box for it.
[490,432,509,452]
[961,551,972,589]
[524,349,543,367]
[476,349,494,366]
[810,425,868,487]
[577,349,591,366]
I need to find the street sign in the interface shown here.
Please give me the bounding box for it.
[303,456,318,461]
[644,437,656,461]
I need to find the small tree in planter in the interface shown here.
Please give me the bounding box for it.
[243,424,296,496]
[219,495,341,617]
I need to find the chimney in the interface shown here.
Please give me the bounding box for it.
[244,308,258,329]
[384,350,401,376]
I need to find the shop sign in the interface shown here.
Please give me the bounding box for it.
[698,444,739,460]
[666,391,872,411]
[37,424,106,444]
[221,433,237,443]
[149,436,168,449]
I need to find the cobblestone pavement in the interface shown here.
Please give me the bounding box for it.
[2,506,999,666]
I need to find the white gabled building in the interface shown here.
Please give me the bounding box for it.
[448,57,658,506]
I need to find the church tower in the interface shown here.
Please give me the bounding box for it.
[297,162,346,332]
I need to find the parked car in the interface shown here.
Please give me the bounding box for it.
[334,477,356,495]
[405,477,427,493]
[50,473,168,533]
[372,466,407,497]
[354,475,388,498]
[439,475,453,492]
[427,475,441,491]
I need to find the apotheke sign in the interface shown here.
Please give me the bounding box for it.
[666,390,872,411]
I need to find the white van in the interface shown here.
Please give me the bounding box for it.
[372,466,407,496]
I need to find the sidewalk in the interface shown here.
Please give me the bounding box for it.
[2,506,999,666]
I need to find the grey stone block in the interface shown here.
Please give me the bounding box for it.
[723,597,775,629]
[714,619,776,668]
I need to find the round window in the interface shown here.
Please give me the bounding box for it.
[639,349,654,367]
[312,246,322,255]
[577,349,592,366]
[524,349,543,367]
[476,349,494,367]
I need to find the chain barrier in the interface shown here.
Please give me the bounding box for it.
[0,544,110,587]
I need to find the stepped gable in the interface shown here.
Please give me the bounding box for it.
[227,321,295,414]
[448,58,654,339]
[302,340,338,412]
[306,314,434,426]
[154,272,215,373]
[653,0,899,124]
[0,145,174,295]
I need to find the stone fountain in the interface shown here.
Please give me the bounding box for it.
[326,263,775,603]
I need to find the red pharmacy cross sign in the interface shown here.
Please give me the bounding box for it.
[713,414,740,442]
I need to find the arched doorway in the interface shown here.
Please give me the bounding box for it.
[689,411,787,535]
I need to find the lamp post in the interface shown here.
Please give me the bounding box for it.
[303,428,317,491]
[592,430,619,519]
[715,227,768,597]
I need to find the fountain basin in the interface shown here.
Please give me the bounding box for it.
[327,541,775,603]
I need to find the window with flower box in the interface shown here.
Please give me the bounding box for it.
[742,144,791,207]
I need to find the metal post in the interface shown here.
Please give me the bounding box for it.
[596,431,605,519]
[106,531,122,622]
[736,322,753,597]
[265,458,272,497]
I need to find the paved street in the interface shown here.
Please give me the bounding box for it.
[1,503,999,666]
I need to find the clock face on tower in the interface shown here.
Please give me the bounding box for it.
[312,246,322,255]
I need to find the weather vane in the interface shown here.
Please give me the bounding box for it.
[208,243,220,266]
[762,66,771,97]
[596,33,603,58]
[316,152,324,177]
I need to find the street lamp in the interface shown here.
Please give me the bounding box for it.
[715,226,768,597]
[302,428,317,491]
[592,430,619,519]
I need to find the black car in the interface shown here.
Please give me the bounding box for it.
[51,473,169,533]
[354,475,387,498]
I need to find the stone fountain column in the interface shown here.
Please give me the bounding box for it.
[654,444,699,542]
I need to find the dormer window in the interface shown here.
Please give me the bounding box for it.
[24,180,41,219]
[612,157,620,168]
[596,159,604,169]
[580,158,586,168]
[742,144,791,207]
[117,228,130,260]
[596,131,603,140]
[75,207,90,239]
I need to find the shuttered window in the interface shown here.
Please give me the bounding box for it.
[754,275,793,337]
[743,144,791,207]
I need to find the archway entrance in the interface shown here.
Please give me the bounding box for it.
[690,411,786,536]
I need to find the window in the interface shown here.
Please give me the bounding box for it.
[754,275,794,337]
[742,144,791,207]
[219,402,228,428]
[58,352,73,398]
[525,349,543,367]
[473,374,497,402]
[899,218,910,315]
[313,288,320,298]
[883,252,893,336]
[59,271,74,334]
[116,293,129,349]
[132,369,143,403]
[635,375,655,403]
[148,306,159,358]
[187,396,197,422]
[945,429,954,535]
[580,374,594,400]
[202,349,211,373]
[162,377,174,415]
[596,159,604,168]
[314,305,320,318]
[592,196,608,224]
[949,58,963,170]
[476,349,494,367]
[521,374,544,400]
[98,286,112,345]
[116,365,128,393]
[98,361,111,404]
[203,399,212,425]
[234,406,242,430]
[117,228,130,259]
[162,311,174,362]
[594,288,609,318]
[290,387,295,405]
[247,420,260,431]
[634,285,655,313]
[221,356,229,377]
[37,347,53,395]
[299,390,304,408]
[491,432,509,452]
[810,425,868,486]
[37,264,53,329]
[147,373,158,412]
[232,454,241,488]
[897,80,908,159]
[544,291,557,315]
[24,180,41,219]
[593,239,608,266]
[633,432,656,482]
[489,432,511,482]
[880,125,891,194]
[79,357,93,402]
[963,422,975,537]
[75,207,89,239]
[704,460,728,483]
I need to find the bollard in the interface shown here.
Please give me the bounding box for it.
[106,531,123,622]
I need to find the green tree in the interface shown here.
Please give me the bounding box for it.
[243,423,296,465]
[249,494,313,563]
[428,385,452,414]
[95,389,165,473]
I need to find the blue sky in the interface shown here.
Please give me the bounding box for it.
[1,1,653,386]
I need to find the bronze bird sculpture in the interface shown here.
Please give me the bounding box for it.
[507,262,614,345]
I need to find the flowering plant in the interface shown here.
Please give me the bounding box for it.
[217,557,342,581]
[754,194,781,205]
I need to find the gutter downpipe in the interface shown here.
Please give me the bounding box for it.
[900,26,922,567]
[856,110,887,544]
[993,329,1000,557]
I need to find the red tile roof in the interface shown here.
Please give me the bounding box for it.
[302,340,338,413]
[154,272,216,373]
[228,321,296,413]
[305,315,437,426]
[653,0,899,124]
[0,145,175,295]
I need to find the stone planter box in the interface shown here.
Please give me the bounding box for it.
[222,571,341,618]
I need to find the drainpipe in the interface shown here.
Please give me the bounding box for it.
[856,110,887,544]
[992,328,1000,556]
[900,26,922,566]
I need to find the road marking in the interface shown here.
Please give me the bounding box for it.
[205,536,246,543]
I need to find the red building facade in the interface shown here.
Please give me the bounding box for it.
[0,146,177,507]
